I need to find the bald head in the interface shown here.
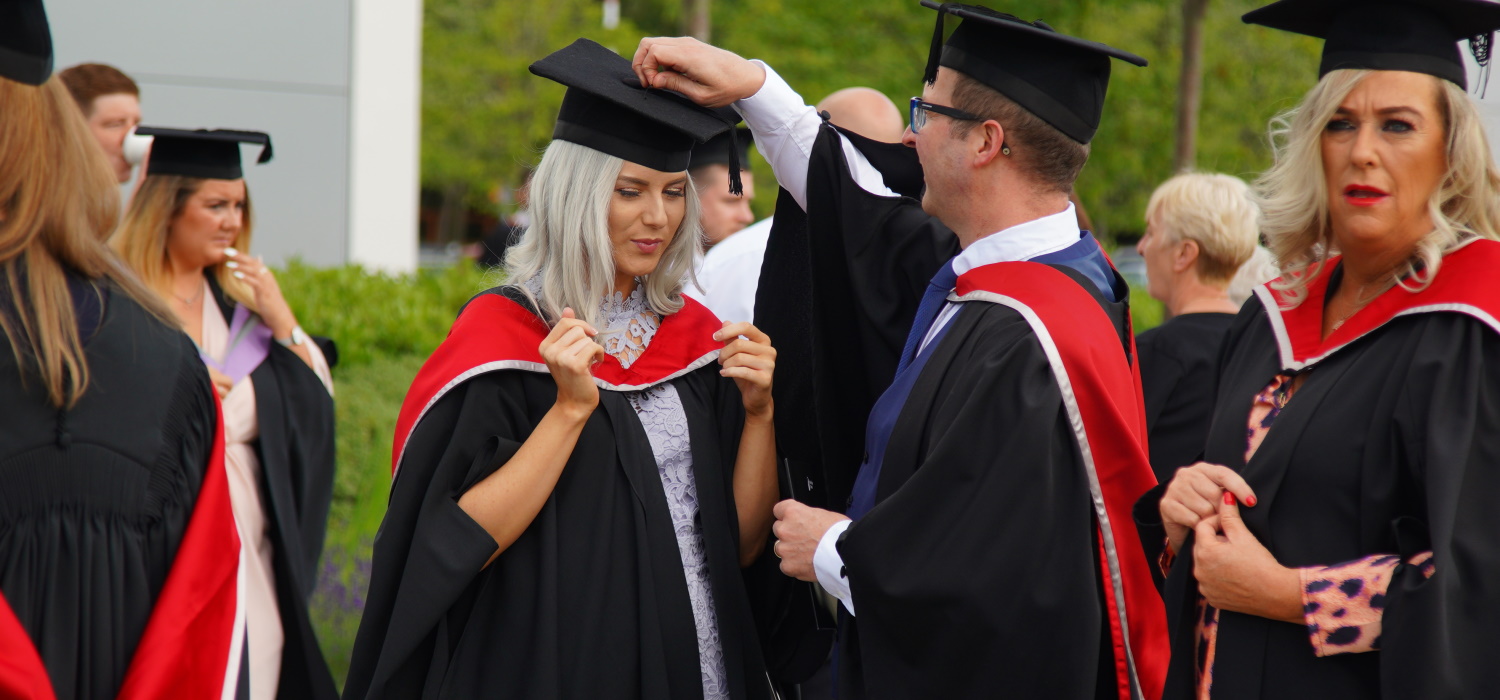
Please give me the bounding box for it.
[815,87,905,143]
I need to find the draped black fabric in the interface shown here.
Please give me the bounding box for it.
[753,123,956,517]
[0,278,217,700]
[1155,294,1500,700]
[343,289,770,700]
[1135,312,1236,482]
[208,279,339,700]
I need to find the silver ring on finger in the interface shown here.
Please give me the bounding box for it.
[773,540,782,559]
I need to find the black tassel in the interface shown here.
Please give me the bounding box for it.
[1472,32,1493,98]
[924,3,949,86]
[726,126,744,196]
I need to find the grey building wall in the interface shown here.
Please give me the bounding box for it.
[50,0,357,268]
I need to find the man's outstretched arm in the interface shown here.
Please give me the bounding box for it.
[633,37,895,210]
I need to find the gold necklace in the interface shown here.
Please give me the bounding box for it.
[1329,278,1396,331]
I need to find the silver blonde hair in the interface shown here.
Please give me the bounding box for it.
[1257,69,1500,306]
[504,139,703,330]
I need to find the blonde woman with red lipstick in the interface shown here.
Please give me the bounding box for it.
[1139,1,1500,698]
[345,40,778,700]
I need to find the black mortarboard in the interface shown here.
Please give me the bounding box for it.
[689,127,753,172]
[137,127,274,180]
[1244,0,1500,92]
[529,38,744,194]
[919,1,1148,145]
[0,0,52,86]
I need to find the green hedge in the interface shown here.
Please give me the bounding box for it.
[277,262,490,687]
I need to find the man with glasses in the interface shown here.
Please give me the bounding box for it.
[636,3,1166,698]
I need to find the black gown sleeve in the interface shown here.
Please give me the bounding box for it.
[341,372,524,700]
[835,307,1105,699]
[1380,316,1500,698]
[755,123,958,515]
[253,344,336,596]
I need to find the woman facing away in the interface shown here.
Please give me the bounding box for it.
[1139,1,1500,698]
[110,129,338,700]
[343,39,779,700]
[0,3,242,698]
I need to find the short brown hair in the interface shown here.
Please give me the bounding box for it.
[947,71,1089,194]
[57,63,138,116]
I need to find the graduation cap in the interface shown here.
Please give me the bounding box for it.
[137,127,274,180]
[918,1,1148,145]
[530,38,745,194]
[689,127,753,172]
[0,0,52,86]
[1243,0,1500,92]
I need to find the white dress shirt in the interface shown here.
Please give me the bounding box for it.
[686,216,774,324]
[733,61,1081,616]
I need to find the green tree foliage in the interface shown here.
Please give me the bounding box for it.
[422,0,1321,235]
[421,0,647,206]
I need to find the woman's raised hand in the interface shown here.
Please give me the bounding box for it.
[224,249,298,338]
[714,321,775,420]
[1159,461,1257,555]
[541,308,605,420]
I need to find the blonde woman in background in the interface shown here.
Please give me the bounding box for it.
[110,128,337,700]
[0,3,241,697]
[1134,172,1261,483]
[1144,1,1500,697]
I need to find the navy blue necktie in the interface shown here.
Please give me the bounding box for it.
[895,259,958,374]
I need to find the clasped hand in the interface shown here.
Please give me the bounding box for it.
[713,321,775,419]
[1161,463,1301,623]
[540,308,606,418]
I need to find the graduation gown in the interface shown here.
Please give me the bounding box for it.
[1135,312,1237,482]
[0,275,242,700]
[1155,238,1500,699]
[343,288,771,700]
[206,278,338,700]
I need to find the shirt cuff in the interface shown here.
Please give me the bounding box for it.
[733,61,895,210]
[814,518,855,616]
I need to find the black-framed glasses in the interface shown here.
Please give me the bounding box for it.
[909,97,983,134]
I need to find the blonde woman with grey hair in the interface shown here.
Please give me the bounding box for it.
[1141,2,1500,698]
[345,40,778,700]
[1134,172,1261,483]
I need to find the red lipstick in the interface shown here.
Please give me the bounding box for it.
[1343,184,1388,207]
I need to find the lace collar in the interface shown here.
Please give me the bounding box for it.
[599,284,659,369]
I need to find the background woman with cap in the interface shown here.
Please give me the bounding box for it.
[110,129,338,700]
[343,38,777,700]
[1144,1,1500,697]
[0,1,244,698]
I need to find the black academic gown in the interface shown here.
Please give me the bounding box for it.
[207,279,339,700]
[343,288,771,700]
[1135,312,1236,482]
[1151,246,1500,700]
[0,276,217,700]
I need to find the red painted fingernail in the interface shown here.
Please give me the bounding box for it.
[1224,492,1236,506]
[1245,495,1257,507]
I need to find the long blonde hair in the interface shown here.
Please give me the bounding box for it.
[0,77,173,408]
[111,174,258,311]
[1257,69,1500,305]
[504,139,703,331]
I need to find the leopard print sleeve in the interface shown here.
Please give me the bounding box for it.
[1300,551,1436,657]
